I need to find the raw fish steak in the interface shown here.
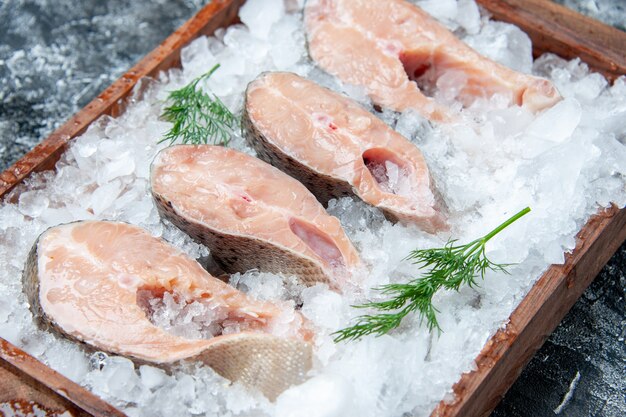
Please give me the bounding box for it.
[304,0,561,121]
[23,221,312,400]
[151,145,360,288]
[243,72,446,233]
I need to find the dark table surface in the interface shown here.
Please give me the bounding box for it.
[0,1,624,416]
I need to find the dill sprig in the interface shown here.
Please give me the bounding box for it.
[159,63,236,146]
[333,207,531,343]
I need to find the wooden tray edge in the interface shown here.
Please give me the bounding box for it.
[0,0,245,198]
[477,0,626,81]
[0,339,126,417]
[0,1,245,415]
[430,205,626,417]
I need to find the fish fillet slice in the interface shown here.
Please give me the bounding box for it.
[151,145,361,288]
[305,0,561,120]
[23,221,312,400]
[243,72,446,233]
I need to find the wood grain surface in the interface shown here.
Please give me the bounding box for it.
[477,0,626,81]
[0,0,624,416]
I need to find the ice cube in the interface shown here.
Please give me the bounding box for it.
[42,205,72,226]
[89,179,123,216]
[99,151,136,184]
[464,21,533,73]
[18,191,50,218]
[270,16,304,69]
[46,343,90,382]
[89,351,109,371]
[386,160,400,191]
[239,0,285,40]
[223,27,269,64]
[107,360,140,397]
[416,0,458,29]
[139,365,167,389]
[181,37,216,79]
[525,98,582,143]
[456,0,481,35]
[0,321,21,346]
[301,284,344,329]
[573,73,608,101]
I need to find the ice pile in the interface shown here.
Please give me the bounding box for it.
[0,0,625,416]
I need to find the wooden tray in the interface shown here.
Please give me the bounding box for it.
[1,1,625,416]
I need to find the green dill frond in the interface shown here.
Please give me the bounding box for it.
[333,207,531,343]
[159,64,237,146]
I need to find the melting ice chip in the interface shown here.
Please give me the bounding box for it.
[456,0,481,34]
[270,17,303,69]
[18,191,49,218]
[465,22,533,74]
[525,98,582,143]
[139,365,168,390]
[89,351,109,371]
[417,0,458,25]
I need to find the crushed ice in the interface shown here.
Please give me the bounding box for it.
[140,291,232,339]
[0,0,625,416]
[137,288,297,340]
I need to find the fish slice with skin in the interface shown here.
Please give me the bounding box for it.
[305,0,562,121]
[151,145,361,289]
[23,221,312,401]
[242,71,447,233]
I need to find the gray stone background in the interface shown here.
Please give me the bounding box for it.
[0,0,624,415]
